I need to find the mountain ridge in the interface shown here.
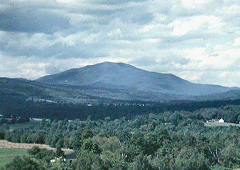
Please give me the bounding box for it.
[36,62,236,96]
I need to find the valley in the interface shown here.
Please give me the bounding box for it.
[1,62,240,108]
[1,62,240,169]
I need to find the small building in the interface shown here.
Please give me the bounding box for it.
[65,152,77,162]
[50,157,66,163]
[50,152,77,163]
[219,118,224,123]
[207,118,224,123]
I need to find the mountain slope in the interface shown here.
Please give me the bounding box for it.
[36,62,234,96]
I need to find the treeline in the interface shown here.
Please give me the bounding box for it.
[2,97,240,121]
[1,104,240,169]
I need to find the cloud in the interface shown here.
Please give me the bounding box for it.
[169,15,225,36]
[1,0,240,87]
[129,57,158,68]
[0,1,70,34]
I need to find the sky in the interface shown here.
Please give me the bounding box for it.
[1,0,240,87]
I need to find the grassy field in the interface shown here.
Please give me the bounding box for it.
[0,140,73,152]
[0,140,73,168]
[204,122,240,127]
[7,121,40,129]
[0,148,28,168]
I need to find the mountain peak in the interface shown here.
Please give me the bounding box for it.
[90,61,136,69]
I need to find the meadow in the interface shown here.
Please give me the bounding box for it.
[0,148,28,168]
[0,140,73,168]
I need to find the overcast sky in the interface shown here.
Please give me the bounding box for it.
[1,0,240,87]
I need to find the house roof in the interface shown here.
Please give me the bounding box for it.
[65,152,77,160]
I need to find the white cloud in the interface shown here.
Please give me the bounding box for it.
[181,0,208,9]
[0,0,240,87]
[56,0,77,3]
[234,38,240,46]
[0,55,47,79]
[169,15,225,36]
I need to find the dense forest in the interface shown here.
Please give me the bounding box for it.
[1,103,240,170]
[2,92,240,121]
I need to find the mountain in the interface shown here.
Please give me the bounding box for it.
[1,63,240,120]
[1,62,240,107]
[36,62,235,96]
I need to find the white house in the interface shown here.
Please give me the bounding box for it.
[219,118,224,123]
[207,118,224,123]
[50,157,66,163]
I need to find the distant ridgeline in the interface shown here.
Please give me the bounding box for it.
[1,96,240,123]
[1,62,240,121]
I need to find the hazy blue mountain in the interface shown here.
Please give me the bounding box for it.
[36,62,235,96]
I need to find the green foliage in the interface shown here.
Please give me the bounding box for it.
[27,146,41,156]
[4,155,44,170]
[211,165,231,170]
[0,131,4,139]
[81,128,94,139]
[220,143,240,168]
[2,103,240,169]
[92,136,121,153]
[55,145,64,158]
[129,153,153,170]
[79,139,101,155]
[73,151,104,170]
[28,147,55,163]
[72,131,83,150]
[48,159,67,170]
[172,147,210,170]
[101,150,128,170]
[0,148,28,168]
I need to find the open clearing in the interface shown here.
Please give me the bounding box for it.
[0,140,73,152]
[204,122,240,127]
[0,140,55,150]
[0,148,28,167]
[0,140,73,167]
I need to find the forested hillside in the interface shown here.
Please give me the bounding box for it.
[1,75,240,169]
[2,94,240,121]
[1,104,240,169]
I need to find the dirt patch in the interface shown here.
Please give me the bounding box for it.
[0,140,73,152]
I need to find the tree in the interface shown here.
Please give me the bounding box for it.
[221,144,240,168]
[81,128,94,140]
[55,145,64,158]
[100,150,128,170]
[72,131,83,150]
[73,151,104,170]
[143,132,159,155]
[92,136,121,153]
[129,153,153,170]
[172,147,210,170]
[28,146,41,157]
[4,156,45,170]
[80,139,101,155]
[0,131,4,139]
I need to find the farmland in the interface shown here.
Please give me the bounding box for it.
[0,148,28,168]
[0,140,73,168]
[0,140,72,152]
